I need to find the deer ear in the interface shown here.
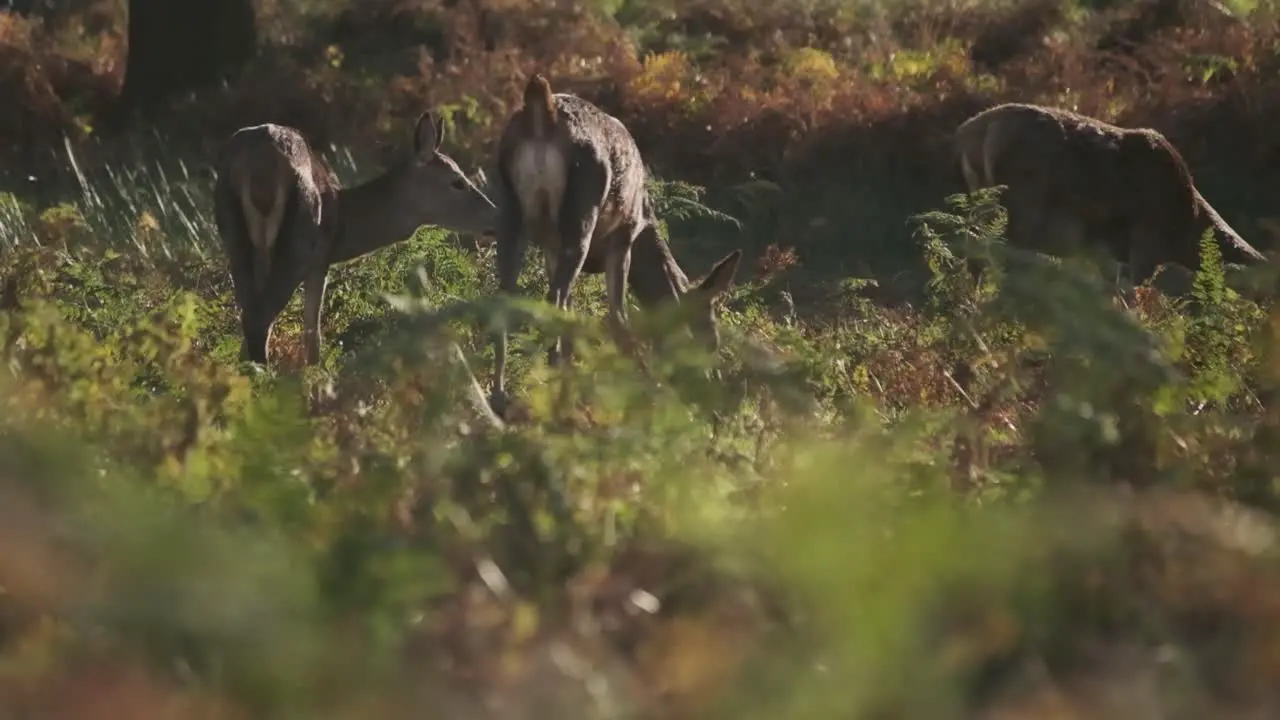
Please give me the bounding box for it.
[414,111,444,155]
[696,249,743,299]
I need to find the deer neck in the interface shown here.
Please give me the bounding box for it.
[327,164,423,266]
[627,227,691,308]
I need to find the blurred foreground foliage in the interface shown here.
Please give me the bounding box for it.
[2,184,1280,719]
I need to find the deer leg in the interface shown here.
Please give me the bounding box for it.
[298,202,332,366]
[241,276,301,366]
[235,275,275,366]
[301,263,329,366]
[542,246,559,288]
[604,225,634,329]
[214,180,267,364]
[1043,209,1094,264]
[225,255,267,365]
[1001,183,1048,252]
[249,254,304,367]
[244,203,312,367]
[545,242,590,368]
[546,164,604,368]
[602,223,639,356]
[546,214,598,368]
[490,196,526,415]
[238,301,268,364]
[541,246,563,361]
[1127,224,1160,288]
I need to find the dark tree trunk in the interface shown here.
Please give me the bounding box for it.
[121,0,256,111]
[2,1,37,14]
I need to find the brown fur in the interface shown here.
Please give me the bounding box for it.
[487,73,743,417]
[221,130,333,293]
[214,112,497,366]
[954,102,1266,283]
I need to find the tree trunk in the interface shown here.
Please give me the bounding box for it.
[121,0,256,111]
[2,1,38,15]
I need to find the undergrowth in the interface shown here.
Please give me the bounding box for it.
[5,0,1280,718]
[3,142,1280,718]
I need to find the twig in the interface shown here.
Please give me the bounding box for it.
[448,342,505,431]
[944,369,980,410]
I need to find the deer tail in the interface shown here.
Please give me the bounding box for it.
[523,73,557,139]
[980,114,1011,189]
[955,109,1001,190]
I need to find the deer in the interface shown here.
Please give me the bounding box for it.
[213,110,498,367]
[486,74,744,416]
[953,102,1267,285]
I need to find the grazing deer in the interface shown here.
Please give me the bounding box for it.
[487,74,743,415]
[953,102,1266,284]
[213,111,498,366]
